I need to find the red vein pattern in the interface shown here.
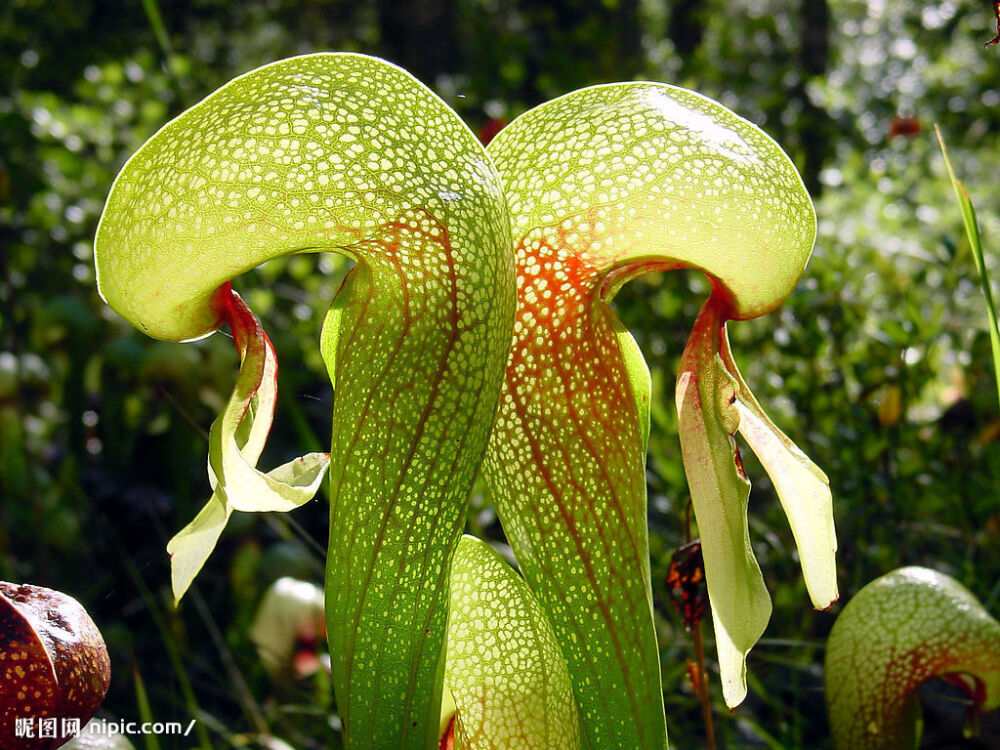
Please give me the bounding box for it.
[485,218,664,749]
[484,81,818,747]
[324,208,508,749]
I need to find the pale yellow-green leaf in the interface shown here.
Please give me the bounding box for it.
[166,291,329,604]
[719,334,837,610]
[676,301,771,707]
[444,536,579,750]
[166,491,230,605]
[733,401,836,608]
[167,452,328,604]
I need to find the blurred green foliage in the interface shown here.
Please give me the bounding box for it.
[2,1,1000,748]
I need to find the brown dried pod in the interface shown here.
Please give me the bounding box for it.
[0,582,111,749]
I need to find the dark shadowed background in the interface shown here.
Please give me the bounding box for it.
[2,1,1000,747]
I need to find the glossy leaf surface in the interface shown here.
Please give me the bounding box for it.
[443,536,579,750]
[95,53,515,748]
[483,81,831,740]
[825,566,1000,750]
[0,583,111,750]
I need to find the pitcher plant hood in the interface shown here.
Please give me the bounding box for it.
[483,81,834,733]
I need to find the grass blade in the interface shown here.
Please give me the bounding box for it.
[133,664,162,750]
[139,0,174,60]
[936,124,1000,414]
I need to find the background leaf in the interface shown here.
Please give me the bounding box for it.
[936,125,1000,415]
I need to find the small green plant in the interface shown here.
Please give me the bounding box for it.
[95,53,834,748]
[825,566,1000,750]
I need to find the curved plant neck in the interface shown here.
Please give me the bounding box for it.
[484,227,667,749]
[483,78,828,745]
[321,209,515,749]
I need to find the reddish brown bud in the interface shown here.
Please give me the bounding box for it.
[477,117,506,146]
[888,116,921,139]
[1,583,110,749]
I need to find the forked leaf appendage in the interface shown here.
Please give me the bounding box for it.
[166,284,329,603]
[676,294,771,708]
